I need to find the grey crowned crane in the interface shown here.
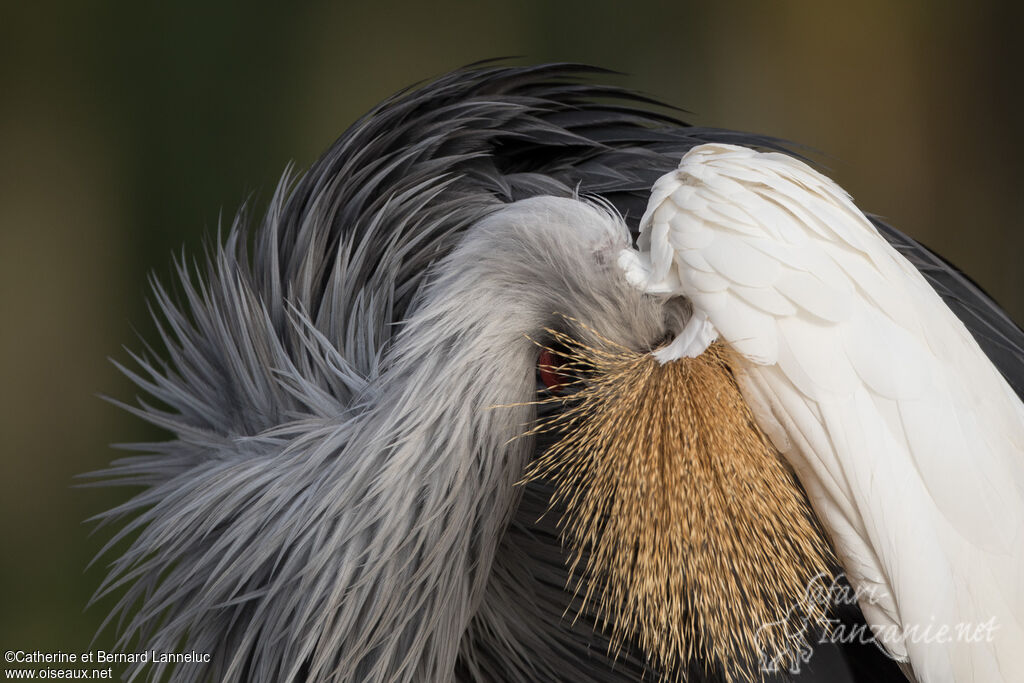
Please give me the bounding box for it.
[90,63,1024,682]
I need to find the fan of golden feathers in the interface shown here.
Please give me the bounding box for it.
[522,325,837,682]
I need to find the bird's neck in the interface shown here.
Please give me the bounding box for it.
[335,268,540,677]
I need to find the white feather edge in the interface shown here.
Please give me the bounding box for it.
[626,143,1024,683]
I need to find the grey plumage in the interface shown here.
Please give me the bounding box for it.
[88,63,1024,682]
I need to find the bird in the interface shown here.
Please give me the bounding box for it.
[87,63,1024,683]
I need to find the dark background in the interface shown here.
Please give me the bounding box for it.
[2,0,1022,662]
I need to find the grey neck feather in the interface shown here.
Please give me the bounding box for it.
[318,196,647,679]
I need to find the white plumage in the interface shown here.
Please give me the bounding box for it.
[619,143,1024,682]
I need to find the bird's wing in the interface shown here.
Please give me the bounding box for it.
[623,143,1024,682]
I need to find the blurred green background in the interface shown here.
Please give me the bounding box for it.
[2,0,1022,665]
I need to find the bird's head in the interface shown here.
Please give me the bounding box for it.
[388,196,677,377]
[373,194,833,679]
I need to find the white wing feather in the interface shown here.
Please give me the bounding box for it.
[622,143,1024,683]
